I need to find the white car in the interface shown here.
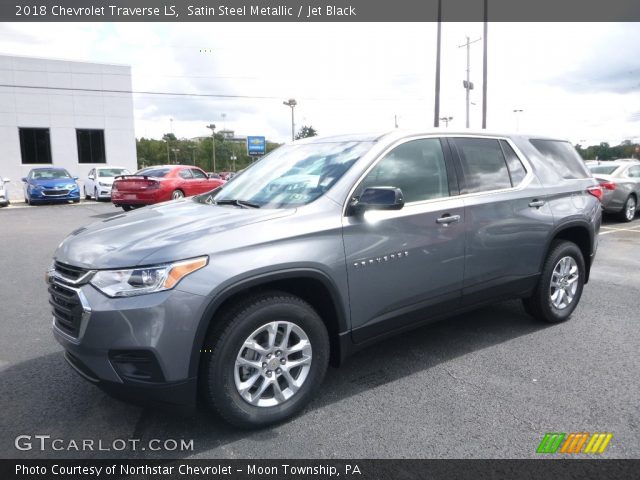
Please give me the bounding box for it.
[0,177,10,207]
[84,166,131,200]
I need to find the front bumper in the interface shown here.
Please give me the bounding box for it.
[29,189,80,202]
[51,279,207,409]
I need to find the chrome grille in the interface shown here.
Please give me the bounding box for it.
[54,261,88,282]
[49,281,83,338]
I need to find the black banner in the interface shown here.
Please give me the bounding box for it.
[4,0,640,22]
[2,459,639,480]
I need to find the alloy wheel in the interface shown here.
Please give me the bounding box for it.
[234,321,312,407]
[549,256,579,309]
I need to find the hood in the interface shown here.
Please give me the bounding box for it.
[54,198,294,269]
[31,178,76,188]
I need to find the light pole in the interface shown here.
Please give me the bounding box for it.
[459,36,481,128]
[230,154,237,172]
[513,109,523,132]
[206,123,216,172]
[439,116,453,128]
[171,148,180,164]
[283,98,297,141]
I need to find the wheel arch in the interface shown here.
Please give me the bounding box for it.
[543,221,594,283]
[188,269,351,380]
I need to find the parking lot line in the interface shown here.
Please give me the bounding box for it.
[599,227,640,235]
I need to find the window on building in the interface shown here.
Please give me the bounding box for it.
[19,128,52,164]
[76,129,106,164]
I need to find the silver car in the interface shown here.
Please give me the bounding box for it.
[588,160,640,222]
[0,177,10,207]
[48,131,601,427]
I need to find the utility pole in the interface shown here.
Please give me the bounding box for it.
[433,0,442,127]
[482,0,488,129]
[459,36,481,128]
[513,109,523,132]
[206,123,216,172]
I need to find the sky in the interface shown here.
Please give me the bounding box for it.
[0,21,639,145]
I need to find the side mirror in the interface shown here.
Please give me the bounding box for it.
[21,177,27,183]
[88,175,94,180]
[349,187,405,215]
[2,178,10,184]
[73,176,79,180]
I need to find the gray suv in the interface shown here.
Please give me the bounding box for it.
[48,131,601,427]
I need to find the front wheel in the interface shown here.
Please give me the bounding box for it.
[122,205,133,211]
[620,195,636,222]
[171,189,184,200]
[199,292,329,428]
[523,240,585,323]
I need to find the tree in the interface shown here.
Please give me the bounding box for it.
[295,125,318,140]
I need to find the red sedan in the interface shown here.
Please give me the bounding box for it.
[112,165,225,211]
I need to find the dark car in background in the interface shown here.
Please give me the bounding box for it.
[22,168,80,205]
[588,160,640,221]
[111,165,225,211]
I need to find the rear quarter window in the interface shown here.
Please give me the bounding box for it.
[530,139,590,179]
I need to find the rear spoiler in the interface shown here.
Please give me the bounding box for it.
[114,175,150,180]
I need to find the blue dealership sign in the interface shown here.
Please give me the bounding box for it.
[247,136,266,156]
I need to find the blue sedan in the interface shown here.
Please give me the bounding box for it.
[22,168,80,205]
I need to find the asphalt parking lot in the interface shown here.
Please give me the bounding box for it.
[1,202,638,459]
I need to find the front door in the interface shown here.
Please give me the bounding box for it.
[342,137,466,343]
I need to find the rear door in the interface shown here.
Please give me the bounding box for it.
[448,136,554,304]
[342,137,465,343]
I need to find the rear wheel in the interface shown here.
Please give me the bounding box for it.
[84,187,91,200]
[199,292,329,428]
[171,189,184,200]
[620,195,636,222]
[522,240,585,323]
[94,188,99,202]
[122,205,133,211]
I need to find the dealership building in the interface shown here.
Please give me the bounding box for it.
[0,54,137,201]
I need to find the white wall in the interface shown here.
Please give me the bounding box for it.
[0,55,137,200]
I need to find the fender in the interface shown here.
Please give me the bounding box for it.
[187,268,350,378]
[540,218,595,281]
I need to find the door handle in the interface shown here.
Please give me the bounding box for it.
[436,214,461,225]
[529,200,545,208]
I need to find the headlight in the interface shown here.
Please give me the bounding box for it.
[68,184,78,189]
[90,256,208,297]
[29,184,42,191]
[99,182,110,187]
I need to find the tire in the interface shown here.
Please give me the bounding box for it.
[171,189,185,200]
[619,195,636,222]
[94,188,99,202]
[84,187,91,200]
[72,199,80,203]
[122,205,133,211]
[24,197,29,205]
[199,291,329,428]
[522,240,585,323]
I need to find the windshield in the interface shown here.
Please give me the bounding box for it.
[31,169,71,180]
[135,167,171,178]
[98,168,130,177]
[207,141,373,208]
[588,165,620,175]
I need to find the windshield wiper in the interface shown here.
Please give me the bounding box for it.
[214,199,261,209]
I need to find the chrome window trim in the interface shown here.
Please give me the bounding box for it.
[342,133,535,216]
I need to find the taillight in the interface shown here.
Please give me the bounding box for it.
[599,181,616,190]
[147,180,160,190]
[587,185,603,201]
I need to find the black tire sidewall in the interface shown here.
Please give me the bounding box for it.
[205,297,329,428]
[539,242,585,322]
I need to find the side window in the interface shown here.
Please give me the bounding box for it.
[529,139,589,179]
[627,166,640,178]
[190,168,207,179]
[500,140,527,186]
[359,138,449,203]
[454,138,511,193]
[178,169,193,179]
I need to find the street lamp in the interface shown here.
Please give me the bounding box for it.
[230,154,237,172]
[206,123,216,172]
[513,109,524,132]
[171,148,180,164]
[283,98,297,141]
[439,116,453,128]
